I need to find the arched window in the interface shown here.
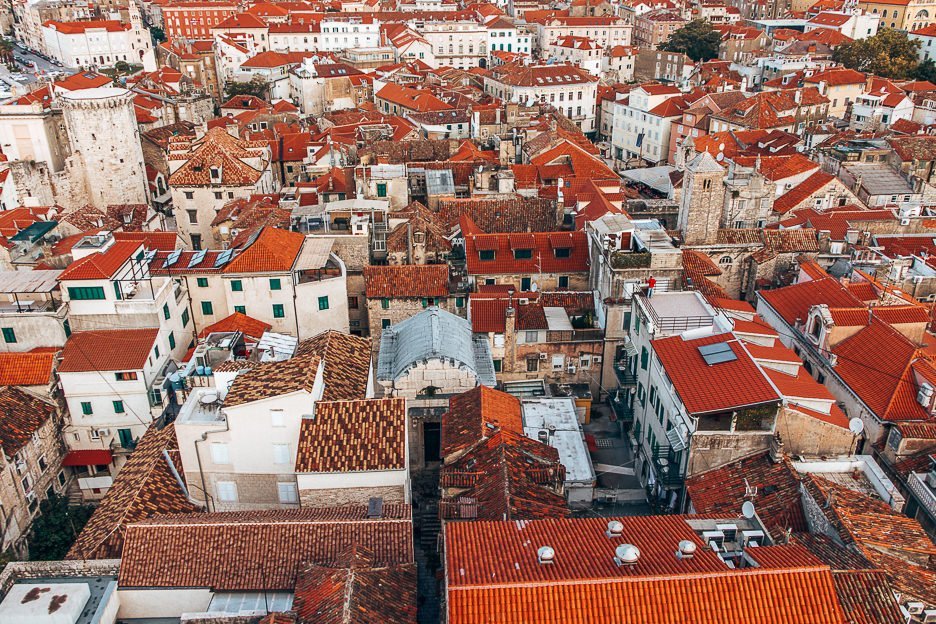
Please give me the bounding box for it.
[718,255,733,266]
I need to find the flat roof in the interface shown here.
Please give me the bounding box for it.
[644,290,714,321]
[522,398,594,484]
[543,306,573,331]
[0,270,62,293]
[844,163,914,195]
[620,165,675,195]
[1,576,115,624]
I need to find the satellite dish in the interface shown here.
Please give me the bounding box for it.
[741,501,756,519]
[530,282,539,292]
[718,142,726,151]
[848,417,864,435]
[715,152,724,162]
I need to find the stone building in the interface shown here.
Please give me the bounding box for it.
[678,150,728,245]
[363,264,456,352]
[60,87,148,210]
[0,387,67,556]
[294,398,409,507]
[167,127,274,250]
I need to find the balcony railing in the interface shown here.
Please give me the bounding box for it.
[908,471,936,521]
[651,443,684,488]
[615,363,637,386]
[546,328,604,343]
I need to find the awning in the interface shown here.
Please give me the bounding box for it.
[62,449,113,466]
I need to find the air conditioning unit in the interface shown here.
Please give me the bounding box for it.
[922,609,936,623]
[519,298,529,305]
[593,355,602,364]
[913,275,925,284]
[702,530,725,551]
[539,352,548,360]
[25,491,35,504]
[97,428,111,437]
[906,602,925,616]
[567,364,577,374]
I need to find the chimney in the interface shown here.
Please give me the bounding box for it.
[768,433,784,463]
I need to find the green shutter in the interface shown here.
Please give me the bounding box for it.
[113,400,125,414]
[197,277,208,288]
[201,301,213,315]
[114,282,122,300]
[1,328,15,344]
[270,278,281,290]
[318,296,329,311]
[456,297,464,307]
[273,304,285,318]
[231,280,243,292]
[234,305,246,314]
[67,286,106,300]
[382,318,391,329]
[640,346,649,370]
[168,332,176,350]
[81,402,92,415]
[381,298,390,309]
[181,309,190,327]
[163,303,170,320]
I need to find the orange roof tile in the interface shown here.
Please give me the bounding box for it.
[364,264,449,298]
[222,227,304,273]
[58,240,143,281]
[59,329,159,373]
[442,386,523,459]
[0,351,55,386]
[198,311,271,340]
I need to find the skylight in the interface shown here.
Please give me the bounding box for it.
[698,342,737,365]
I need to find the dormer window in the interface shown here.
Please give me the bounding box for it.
[514,248,532,259]
[554,247,571,258]
[479,250,495,261]
[210,167,222,182]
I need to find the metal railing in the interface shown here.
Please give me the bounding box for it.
[651,443,684,488]
[908,472,936,522]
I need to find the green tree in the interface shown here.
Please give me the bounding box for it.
[659,19,722,62]
[224,75,268,100]
[27,494,94,561]
[114,60,130,74]
[914,58,936,83]
[150,26,166,44]
[832,28,920,79]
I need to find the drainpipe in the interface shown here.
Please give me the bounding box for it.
[193,416,229,512]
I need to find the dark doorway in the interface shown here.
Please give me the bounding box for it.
[424,422,441,465]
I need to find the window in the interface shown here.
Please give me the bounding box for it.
[196,277,209,288]
[382,318,391,329]
[38,455,47,472]
[479,250,495,261]
[216,481,238,502]
[640,346,649,370]
[182,309,190,327]
[81,402,93,415]
[348,296,359,309]
[456,297,465,308]
[493,358,502,372]
[115,371,138,381]
[187,209,198,223]
[558,276,569,289]
[270,278,281,291]
[554,247,571,258]
[57,470,66,487]
[271,410,285,427]
[551,354,565,371]
[67,286,106,300]
[317,296,329,311]
[154,345,160,359]
[525,330,539,343]
[273,443,290,464]
[230,280,243,292]
[113,400,125,414]
[513,249,533,259]
[210,443,230,464]
[234,305,246,314]
[521,277,531,291]
[376,182,387,197]
[381,298,390,309]
[184,191,194,200]
[2,328,15,344]
[201,301,214,315]
[163,303,170,320]
[527,356,539,372]
[278,482,298,504]
[168,332,176,350]
[269,303,284,318]
[719,256,733,265]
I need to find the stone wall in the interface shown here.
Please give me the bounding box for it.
[298,484,405,507]
[776,407,854,458]
[203,472,299,512]
[0,559,120,597]
[688,432,774,477]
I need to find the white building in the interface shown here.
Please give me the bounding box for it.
[546,36,603,76]
[268,16,379,53]
[484,63,599,134]
[484,16,533,56]
[804,10,880,40]
[610,83,685,165]
[42,18,156,70]
[421,20,490,69]
[174,330,373,510]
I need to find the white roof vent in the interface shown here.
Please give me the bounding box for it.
[606,520,624,538]
[676,540,697,559]
[537,545,555,564]
[614,544,640,566]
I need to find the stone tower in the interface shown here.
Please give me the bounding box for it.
[60,87,148,209]
[678,151,726,246]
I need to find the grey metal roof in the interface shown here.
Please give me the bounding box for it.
[0,270,62,293]
[377,307,496,387]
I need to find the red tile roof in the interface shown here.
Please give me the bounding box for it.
[58,240,142,281]
[376,83,452,112]
[59,329,159,373]
[442,386,523,459]
[44,19,129,33]
[0,351,55,386]
[445,516,847,624]
[0,387,55,457]
[652,333,780,415]
[465,229,589,276]
[758,277,864,326]
[67,424,199,560]
[772,171,836,214]
[198,311,271,340]
[295,398,406,472]
[364,264,449,298]
[222,226,304,273]
[686,452,806,539]
[118,507,413,590]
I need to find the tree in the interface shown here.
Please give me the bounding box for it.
[914,58,936,83]
[659,19,722,62]
[832,28,920,79]
[224,75,268,100]
[114,60,131,74]
[27,494,94,561]
[150,26,166,44]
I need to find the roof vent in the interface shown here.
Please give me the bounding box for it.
[537,545,555,564]
[606,520,624,538]
[614,544,640,566]
[676,540,697,560]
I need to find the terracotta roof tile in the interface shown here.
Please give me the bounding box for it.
[652,333,780,415]
[59,329,159,373]
[435,197,561,233]
[198,311,271,340]
[67,424,199,560]
[58,240,142,281]
[295,398,406,472]
[465,230,589,276]
[0,387,55,457]
[364,264,449,298]
[0,351,55,386]
[118,506,413,590]
[758,277,864,326]
[168,127,269,187]
[442,386,523,459]
[222,226,304,273]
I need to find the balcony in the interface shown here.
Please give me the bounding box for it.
[908,471,936,522]
[545,328,604,343]
[615,361,637,386]
[651,443,684,488]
